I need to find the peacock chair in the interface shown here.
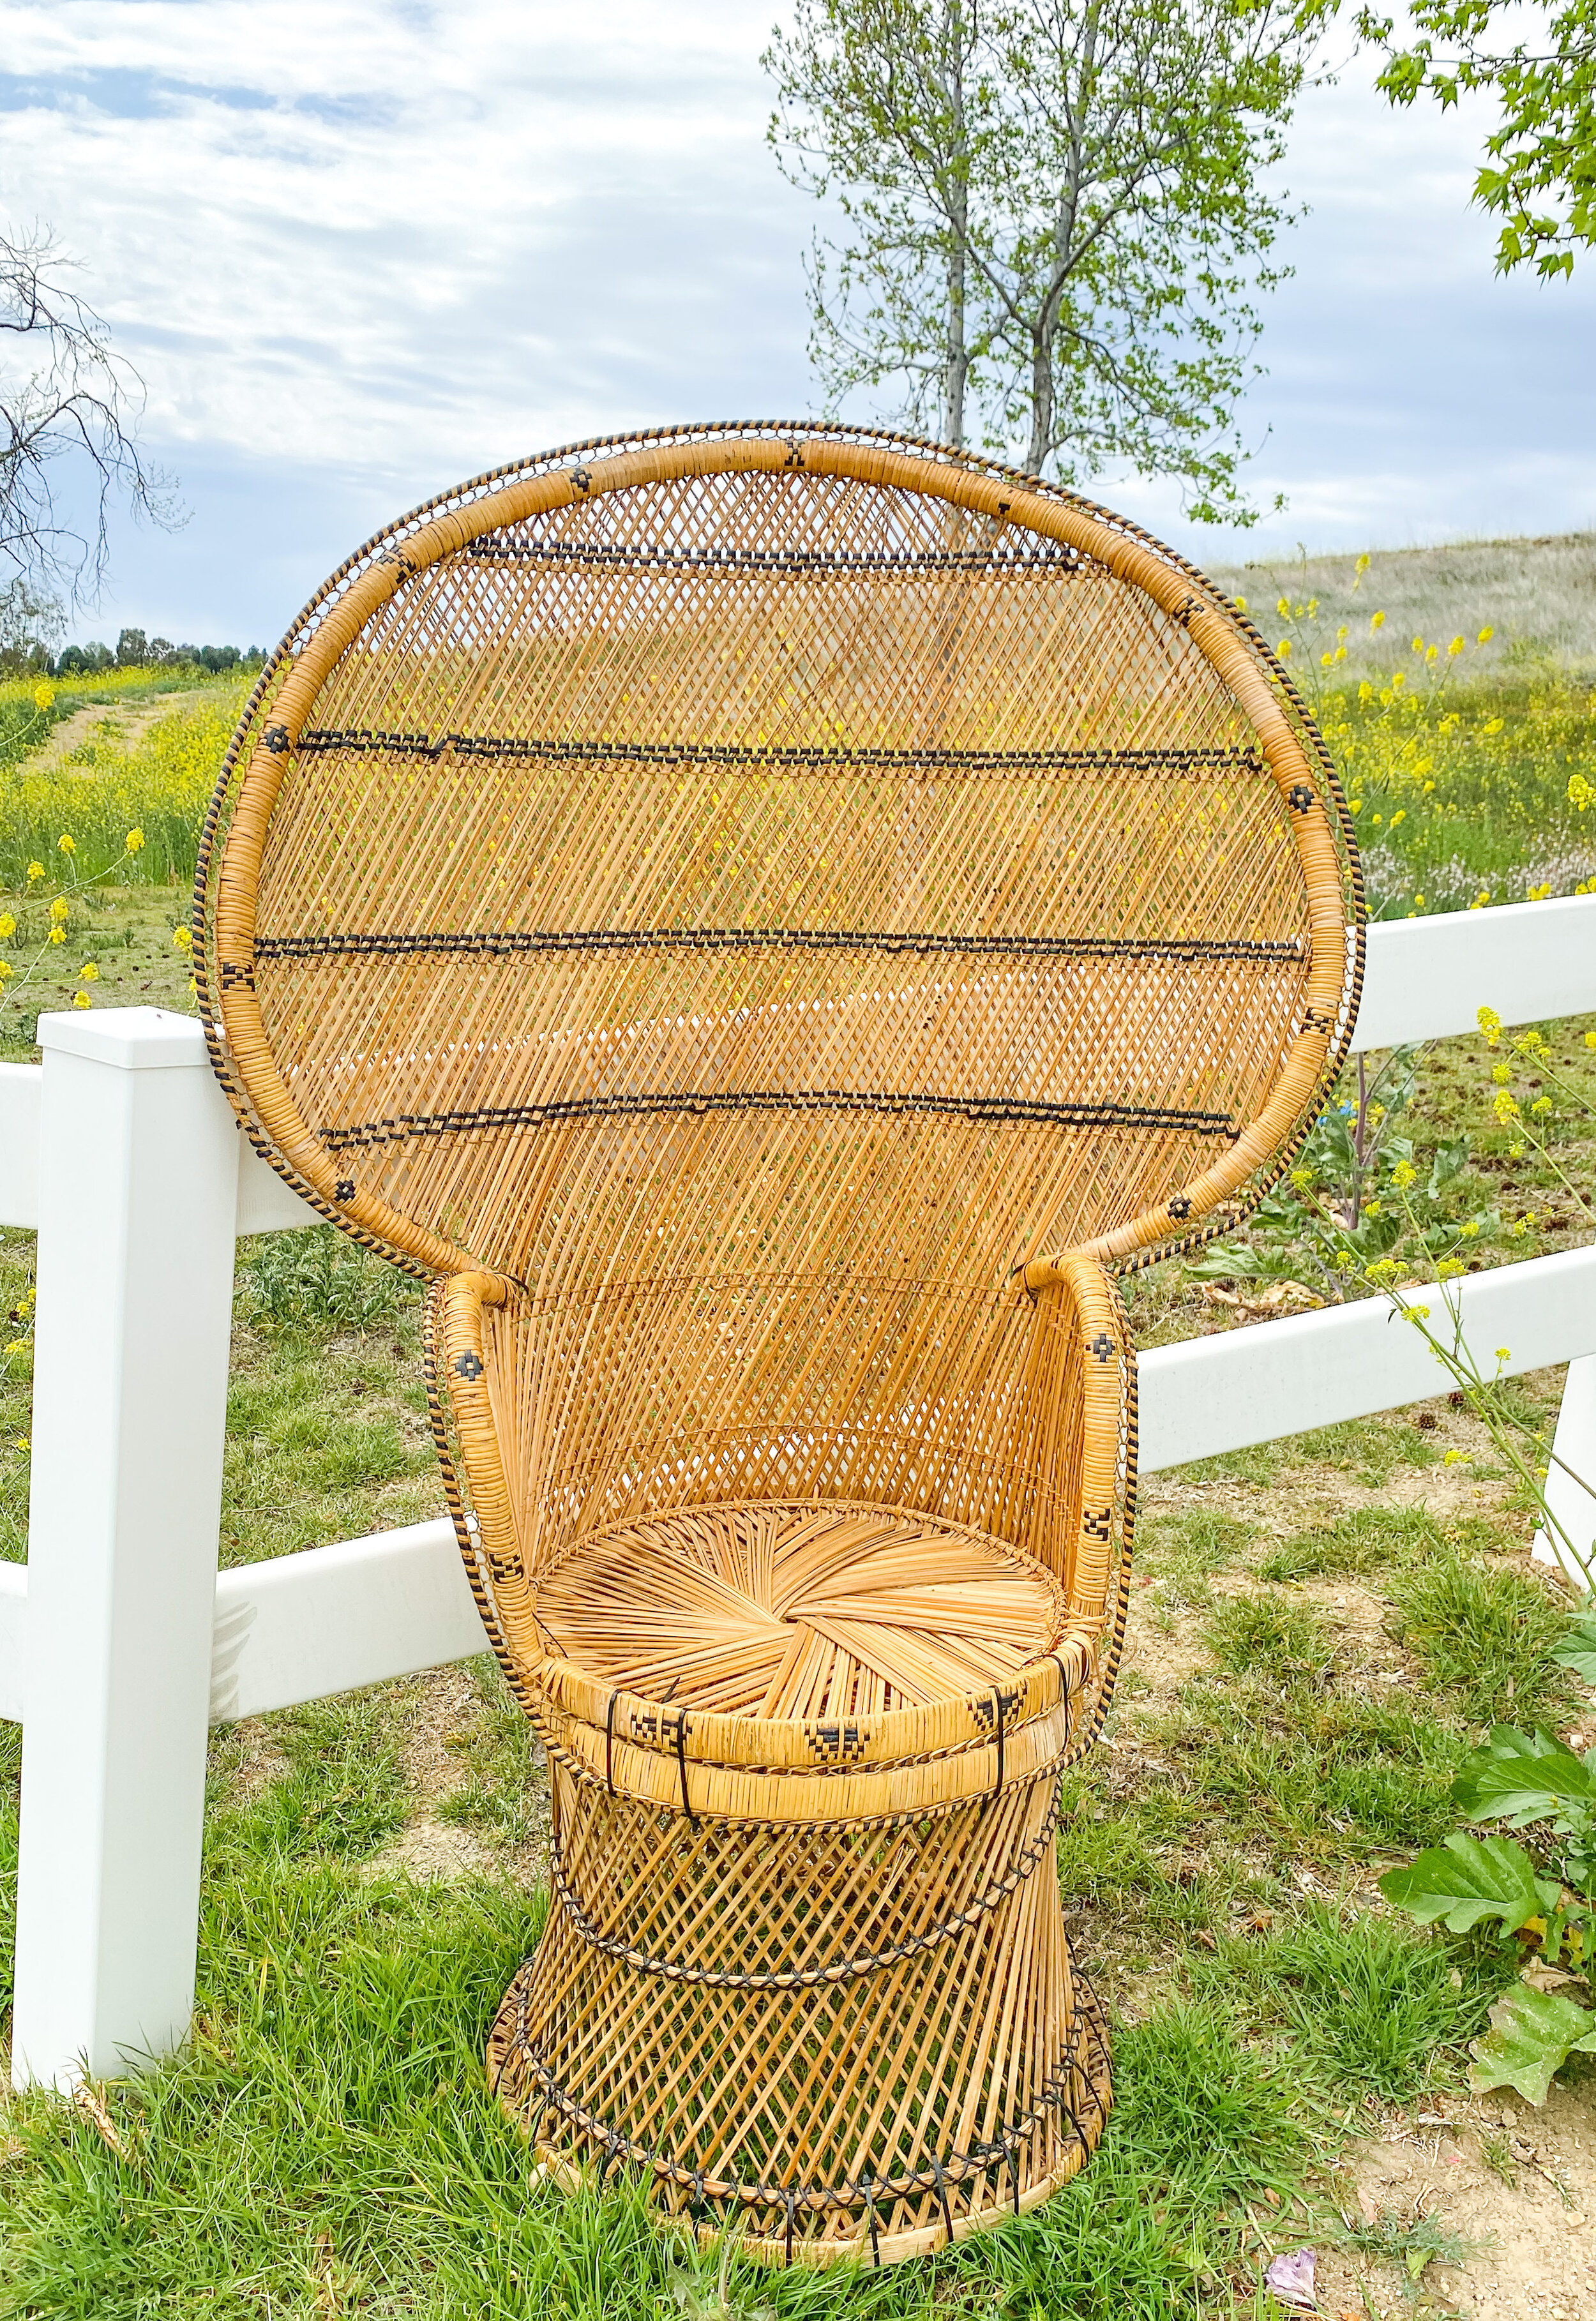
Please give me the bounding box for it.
[196,421,1362,2267]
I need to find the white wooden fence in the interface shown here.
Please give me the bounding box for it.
[1,894,1593,2092]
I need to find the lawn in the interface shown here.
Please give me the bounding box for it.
[0,559,1593,2316]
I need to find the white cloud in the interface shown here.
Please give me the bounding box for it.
[1,1,1591,635]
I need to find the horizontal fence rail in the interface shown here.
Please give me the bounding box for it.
[0,890,1592,2087]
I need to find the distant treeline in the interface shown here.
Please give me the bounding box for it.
[12,626,267,678]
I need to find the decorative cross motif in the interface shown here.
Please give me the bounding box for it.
[453,1351,484,1381]
[262,723,292,754]
[1287,783,1316,815]
[1088,1331,1115,1363]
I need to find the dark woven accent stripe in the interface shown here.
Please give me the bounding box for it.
[254,924,1307,967]
[464,536,1085,574]
[501,1965,1109,2221]
[292,726,1263,777]
[318,1086,1238,1153]
[548,1778,1064,1990]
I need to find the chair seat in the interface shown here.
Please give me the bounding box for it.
[532,1499,1068,1723]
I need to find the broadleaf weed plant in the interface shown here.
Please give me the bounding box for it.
[1216,1000,1596,2107]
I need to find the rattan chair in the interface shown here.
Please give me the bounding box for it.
[197,423,1361,2267]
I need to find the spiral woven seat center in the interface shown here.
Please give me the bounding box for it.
[534,1499,1065,1722]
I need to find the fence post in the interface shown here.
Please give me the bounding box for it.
[1533,1353,1596,1595]
[11,1009,238,2091]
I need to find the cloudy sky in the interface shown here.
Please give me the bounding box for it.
[2,0,1592,647]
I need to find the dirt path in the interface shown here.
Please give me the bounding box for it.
[24,688,204,776]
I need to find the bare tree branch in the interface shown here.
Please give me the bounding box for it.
[1,225,183,605]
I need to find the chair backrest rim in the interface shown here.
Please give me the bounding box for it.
[195,419,1364,1288]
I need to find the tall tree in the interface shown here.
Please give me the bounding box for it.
[1359,0,1596,278]
[1,227,179,604]
[764,0,1319,521]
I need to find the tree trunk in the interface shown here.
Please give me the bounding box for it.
[941,2,970,447]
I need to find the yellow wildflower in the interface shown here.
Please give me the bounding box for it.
[0,960,10,983]
[1412,635,1424,653]
[32,679,55,711]
[1358,680,1373,705]
[1460,1220,1480,1238]
[171,926,193,952]
[47,926,64,945]
[1371,610,1385,631]
[0,913,13,940]
[1443,1448,1471,1466]
[124,829,145,855]
[72,991,91,1010]
[1390,1159,1417,1189]
[1389,808,1406,827]
[1277,595,1290,619]
[1277,638,1291,659]
[57,834,74,856]
[49,897,68,922]
[1496,1347,1512,1363]
[1492,1062,1512,1084]
[1569,773,1593,810]
[1494,1089,1521,1123]
[26,861,43,882]
[1532,1095,1552,1116]
[1436,1257,1466,1277]
[1402,1303,1432,1321]
[1527,882,1552,901]
[1413,894,1426,908]
[78,962,99,983]
[1478,1006,1502,1046]
[1356,553,1371,576]
[1449,635,1464,656]
[1234,595,1247,612]
[1478,626,1494,644]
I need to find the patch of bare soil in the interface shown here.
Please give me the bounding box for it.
[373,1664,549,1885]
[1316,2080,1596,2320]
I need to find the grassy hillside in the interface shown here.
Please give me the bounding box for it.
[1210,531,1596,686]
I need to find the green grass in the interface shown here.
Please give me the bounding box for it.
[1190,1900,1495,2105]
[1257,1505,1450,1584]
[1201,1596,1332,1688]
[0,657,1588,2306]
[1389,1545,1574,1727]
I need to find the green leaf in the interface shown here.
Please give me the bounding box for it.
[1468,1981,1596,2106]
[1452,1726,1596,1825]
[1552,1618,1596,1686]
[1379,1832,1560,1932]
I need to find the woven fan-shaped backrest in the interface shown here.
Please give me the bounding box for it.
[200,428,1359,1551]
